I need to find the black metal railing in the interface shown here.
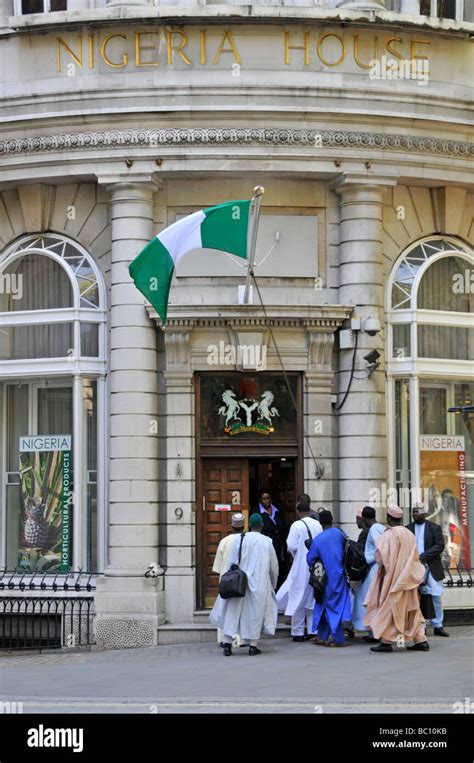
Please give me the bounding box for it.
[0,568,96,592]
[445,566,473,588]
[0,596,95,651]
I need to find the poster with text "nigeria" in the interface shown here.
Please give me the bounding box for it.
[420,435,471,570]
[18,435,72,573]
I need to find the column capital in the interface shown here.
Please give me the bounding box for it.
[96,171,163,196]
[330,171,399,198]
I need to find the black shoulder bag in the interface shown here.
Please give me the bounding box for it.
[218,533,248,599]
[302,522,327,603]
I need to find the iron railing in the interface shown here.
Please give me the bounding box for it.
[445,566,473,588]
[0,568,96,592]
[0,596,95,651]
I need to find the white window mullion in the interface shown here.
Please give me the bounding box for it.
[410,375,420,509]
[72,374,83,571]
[97,375,107,573]
[1,385,6,566]
[387,377,396,496]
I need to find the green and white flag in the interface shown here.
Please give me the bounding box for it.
[129,199,251,322]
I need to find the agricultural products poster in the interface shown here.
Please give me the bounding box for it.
[18,435,72,573]
[420,435,471,570]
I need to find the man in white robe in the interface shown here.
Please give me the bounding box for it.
[276,500,322,641]
[209,512,279,656]
[212,512,246,647]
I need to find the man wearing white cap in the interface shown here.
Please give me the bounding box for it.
[212,512,246,648]
[364,505,429,653]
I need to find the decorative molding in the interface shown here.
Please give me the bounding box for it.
[307,331,335,369]
[163,329,191,370]
[0,129,472,158]
[148,311,351,330]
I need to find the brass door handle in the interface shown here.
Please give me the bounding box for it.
[202,496,206,512]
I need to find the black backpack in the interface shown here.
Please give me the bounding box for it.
[341,530,368,582]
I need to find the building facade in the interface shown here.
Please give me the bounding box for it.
[0,0,472,648]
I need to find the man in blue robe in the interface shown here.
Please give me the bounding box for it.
[306,510,352,647]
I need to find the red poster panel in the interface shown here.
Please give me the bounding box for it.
[420,435,471,570]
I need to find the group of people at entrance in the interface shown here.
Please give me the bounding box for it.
[210,491,449,655]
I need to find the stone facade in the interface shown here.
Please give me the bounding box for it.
[0,1,472,646]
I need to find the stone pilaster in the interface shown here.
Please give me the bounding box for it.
[94,172,165,648]
[304,327,337,514]
[160,328,195,623]
[332,172,398,535]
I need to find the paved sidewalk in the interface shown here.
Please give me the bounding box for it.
[0,626,472,714]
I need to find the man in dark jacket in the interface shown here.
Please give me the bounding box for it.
[406,502,449,637]
[252,489,288,589]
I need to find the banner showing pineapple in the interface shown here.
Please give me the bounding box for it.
[18,435,72,573]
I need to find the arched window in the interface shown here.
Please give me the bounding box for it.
[387,236,474,571]
[0,234,107,575]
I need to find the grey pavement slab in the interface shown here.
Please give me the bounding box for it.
[0,626,472,714]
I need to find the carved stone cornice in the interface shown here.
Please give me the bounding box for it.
[147,304,352,329]
[1,128,472,159]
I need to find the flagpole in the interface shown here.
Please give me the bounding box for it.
[243,185,264,304]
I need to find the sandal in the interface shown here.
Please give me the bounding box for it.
[325,641,348,648]
[310,636,328,646]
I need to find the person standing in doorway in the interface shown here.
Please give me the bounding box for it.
[252,488,288,589]
[276,500,322,641]
[406,502,449,637]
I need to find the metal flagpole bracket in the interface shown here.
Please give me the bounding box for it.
[242,186,265,305]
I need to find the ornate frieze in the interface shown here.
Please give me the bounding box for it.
[0,128,472,158]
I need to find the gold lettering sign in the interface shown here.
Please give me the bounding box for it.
[54,29,432,74]
[100,34,128,68]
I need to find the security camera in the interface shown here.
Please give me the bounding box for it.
[363,350,381,365]
[363,349,381,377]
[362,317,382,336]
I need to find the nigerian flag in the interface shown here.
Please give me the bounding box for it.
[129,199,251,322]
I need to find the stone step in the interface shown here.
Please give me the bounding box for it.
[157,622,291,646]
[192,610,290,625]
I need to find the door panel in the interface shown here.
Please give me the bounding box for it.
[200,458,248,608]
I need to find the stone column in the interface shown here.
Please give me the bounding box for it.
[94,173,165,649]
[331,172,398,536]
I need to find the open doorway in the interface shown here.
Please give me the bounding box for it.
[249,457,297,527]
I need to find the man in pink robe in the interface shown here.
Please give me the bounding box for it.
[364,505,429,653]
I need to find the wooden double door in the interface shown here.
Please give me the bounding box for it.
[198,456,297,608]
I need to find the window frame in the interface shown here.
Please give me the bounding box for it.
[386,237,474,515]
[0,233,107,574]
[13,0,68,15]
